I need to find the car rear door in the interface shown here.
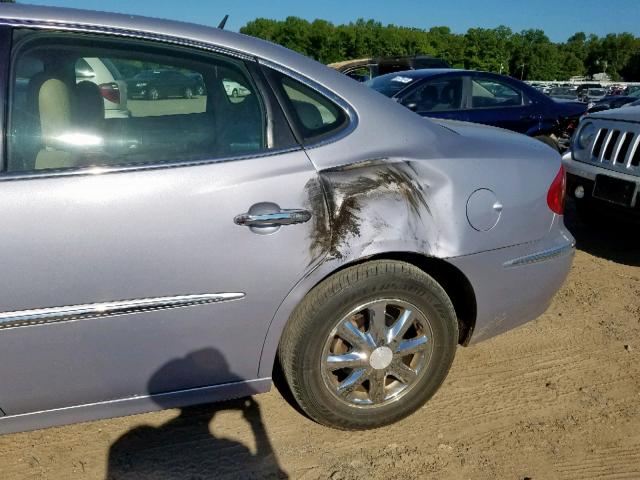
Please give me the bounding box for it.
[0,28,328,417]
[464,74,540,134]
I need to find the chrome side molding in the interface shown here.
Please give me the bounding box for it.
[503,241,576,268]
[0,293,245,330]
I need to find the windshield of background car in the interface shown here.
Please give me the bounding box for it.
[366,74,418,97]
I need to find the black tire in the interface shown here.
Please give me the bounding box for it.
[534,134,560,152]
[278,260,458,430]
[183,87,194,99]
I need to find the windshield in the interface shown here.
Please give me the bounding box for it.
[365,74,418,97]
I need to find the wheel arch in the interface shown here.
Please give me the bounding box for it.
[257,251,477,378]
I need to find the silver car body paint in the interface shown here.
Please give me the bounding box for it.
[0,5,574,434]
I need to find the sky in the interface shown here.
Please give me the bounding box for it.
[16,0,640,42]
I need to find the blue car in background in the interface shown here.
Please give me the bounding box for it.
[367,69,587,151]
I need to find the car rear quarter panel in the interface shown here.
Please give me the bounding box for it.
[258,127,563,376]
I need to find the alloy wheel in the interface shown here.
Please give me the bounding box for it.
[321,299,433,408]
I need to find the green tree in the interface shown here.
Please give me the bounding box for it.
[240,16,640,81]
[464,26,512,73]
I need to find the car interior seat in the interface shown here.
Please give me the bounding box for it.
[33,76,77,170]
[73,81,105,133]
[440,84,460,110]
[417,85,439,111]
[292,100,324,132]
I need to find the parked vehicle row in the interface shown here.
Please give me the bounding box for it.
[0,4,574,435]
[586,88,640,113]
[542,82,640,113]
[127,69,199,100]
[125,69,251,101]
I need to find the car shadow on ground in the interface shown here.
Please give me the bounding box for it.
[106,349,288,480]
[564,199,640,267]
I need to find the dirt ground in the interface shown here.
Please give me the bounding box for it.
[1,202,639,480]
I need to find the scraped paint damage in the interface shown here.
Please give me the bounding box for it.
[305,160,434,262]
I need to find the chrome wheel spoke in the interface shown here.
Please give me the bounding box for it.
[368,369,386,403]
[395,335,429,356]
[337,321,370,351]
[388,359,417,385]
[326,352,367,370]
[337,368,369,397]
[367,302,388,344]
[322,299,434,408]
[386,308,415,346]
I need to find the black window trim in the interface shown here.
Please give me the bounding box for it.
[0,25,303,181]
[0,26,11,174]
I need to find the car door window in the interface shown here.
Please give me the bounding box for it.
[471,78,523,108]
[7,33,269,173]
[267,70,348,143]
[402,77,463,113]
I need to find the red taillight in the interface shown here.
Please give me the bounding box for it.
[99,82,120,104]
[547,165,566,215]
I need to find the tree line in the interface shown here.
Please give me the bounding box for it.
[240,18,640,81]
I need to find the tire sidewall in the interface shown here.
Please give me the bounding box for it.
[295,268,457,428]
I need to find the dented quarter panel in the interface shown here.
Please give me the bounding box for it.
[305,119,560,260]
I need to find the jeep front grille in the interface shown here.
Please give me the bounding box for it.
[584,122,640,175]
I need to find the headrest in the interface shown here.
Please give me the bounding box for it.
[74,81,105,130]
[421,85,439,101]
[292,100,323,131]
[38,78,72,147]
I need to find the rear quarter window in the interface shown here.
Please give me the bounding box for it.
[268,69,349,144]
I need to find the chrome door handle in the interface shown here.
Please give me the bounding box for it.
[234,209,312,227]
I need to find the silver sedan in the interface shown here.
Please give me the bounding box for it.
[0,4,574,434]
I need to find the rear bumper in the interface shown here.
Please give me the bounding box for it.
[448,219,575,344]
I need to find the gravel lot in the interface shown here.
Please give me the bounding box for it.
[1,201,639,480]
